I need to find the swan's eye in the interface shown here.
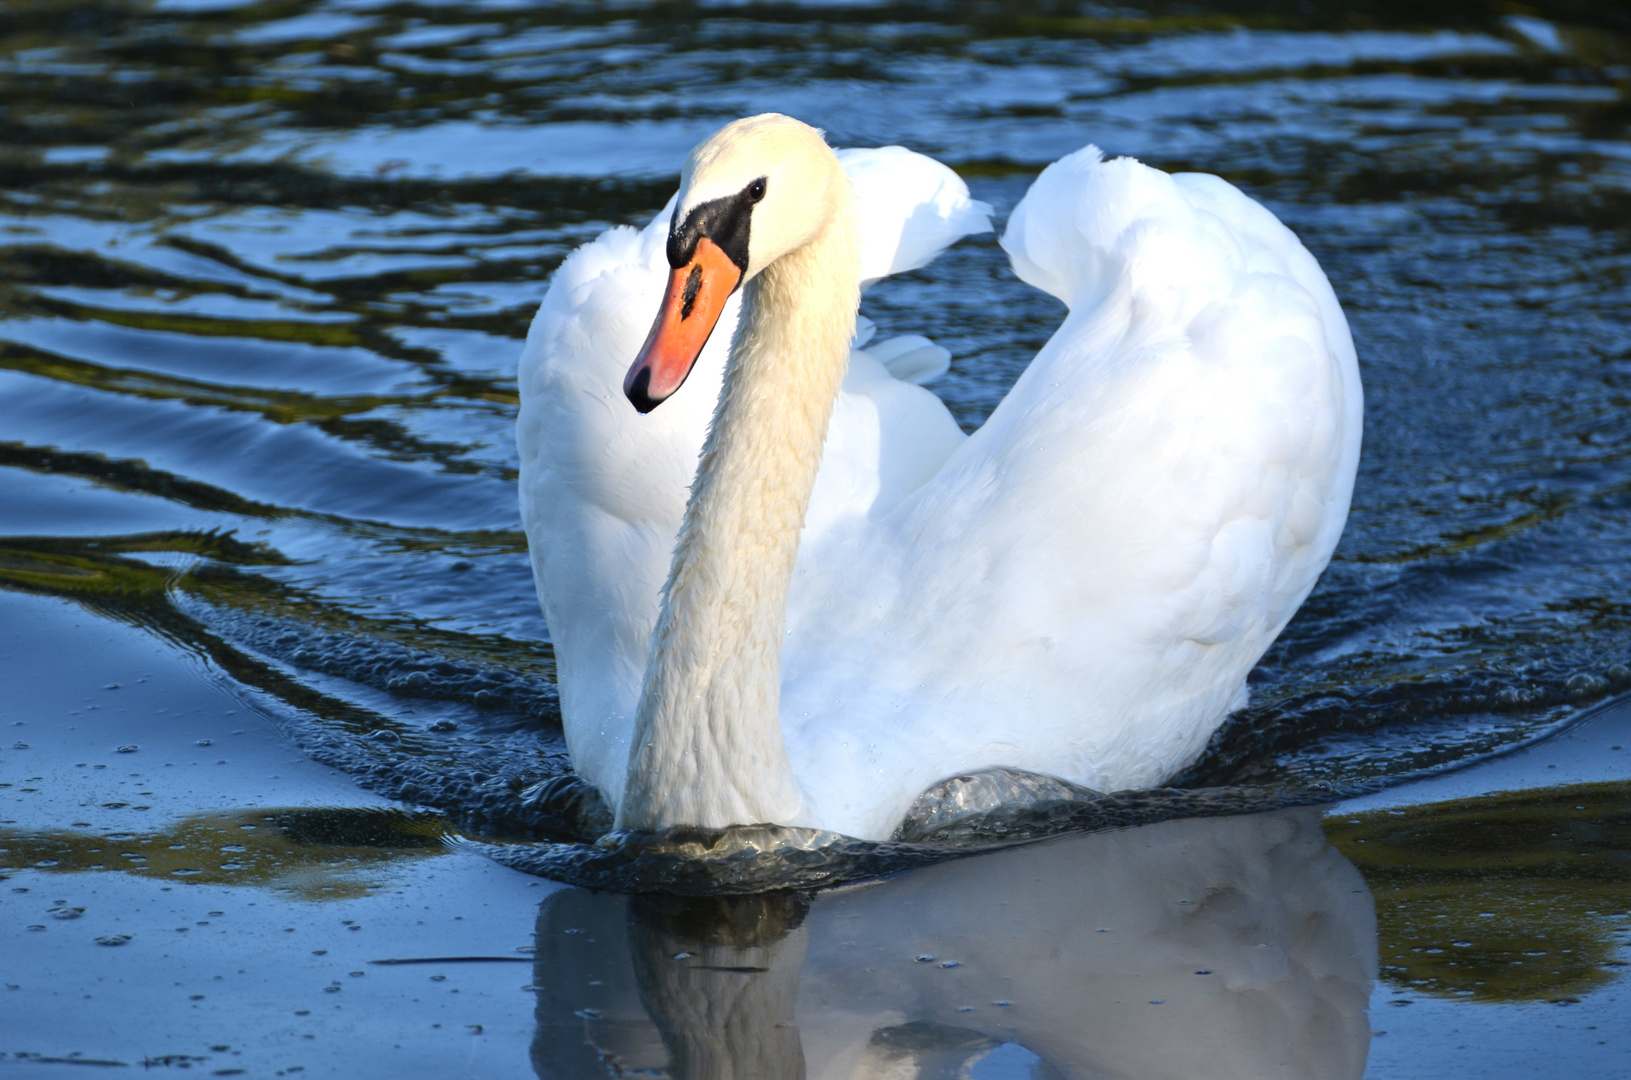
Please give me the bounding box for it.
[747,177,767,203]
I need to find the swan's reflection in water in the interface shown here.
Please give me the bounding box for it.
[530,808,1376,1079]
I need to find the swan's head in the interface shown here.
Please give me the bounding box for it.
[624,113,848,413]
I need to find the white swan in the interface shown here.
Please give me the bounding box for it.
[517,114,1362,842]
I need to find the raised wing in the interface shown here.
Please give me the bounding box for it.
[782,148,1362,838]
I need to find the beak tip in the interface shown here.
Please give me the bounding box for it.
[624,366,664,414]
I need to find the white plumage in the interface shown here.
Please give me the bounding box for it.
[517,131,1361,841]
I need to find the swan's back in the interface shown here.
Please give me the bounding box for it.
[781,148,1362,838]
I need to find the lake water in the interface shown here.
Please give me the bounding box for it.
[1,1,1629,1076]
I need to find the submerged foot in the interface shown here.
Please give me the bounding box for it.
[892,768,1104,844]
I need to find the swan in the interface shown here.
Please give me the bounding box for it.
[517,114,1362,842]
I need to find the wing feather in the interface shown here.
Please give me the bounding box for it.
[782,149,1362,836]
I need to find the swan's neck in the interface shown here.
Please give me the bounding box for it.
[619,197,860,831]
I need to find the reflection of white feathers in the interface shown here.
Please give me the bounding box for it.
[517,143,1361,840]
[530,809,1378,1080]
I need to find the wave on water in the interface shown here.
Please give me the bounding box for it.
[1,515,1625,893]
[186,596,1631,894]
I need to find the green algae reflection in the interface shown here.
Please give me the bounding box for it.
[1326,781,1631,1004]
[0,806,451,901]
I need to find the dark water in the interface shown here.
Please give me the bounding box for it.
[2,0,1630,888]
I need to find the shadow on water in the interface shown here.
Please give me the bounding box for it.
[0,806,452,900]
[1329,779,1631,1004]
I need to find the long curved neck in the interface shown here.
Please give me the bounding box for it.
[619,192,860,831]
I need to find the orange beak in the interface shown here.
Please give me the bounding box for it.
[624,236,743,413]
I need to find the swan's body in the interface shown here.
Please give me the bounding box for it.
[517,115,1361,841]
